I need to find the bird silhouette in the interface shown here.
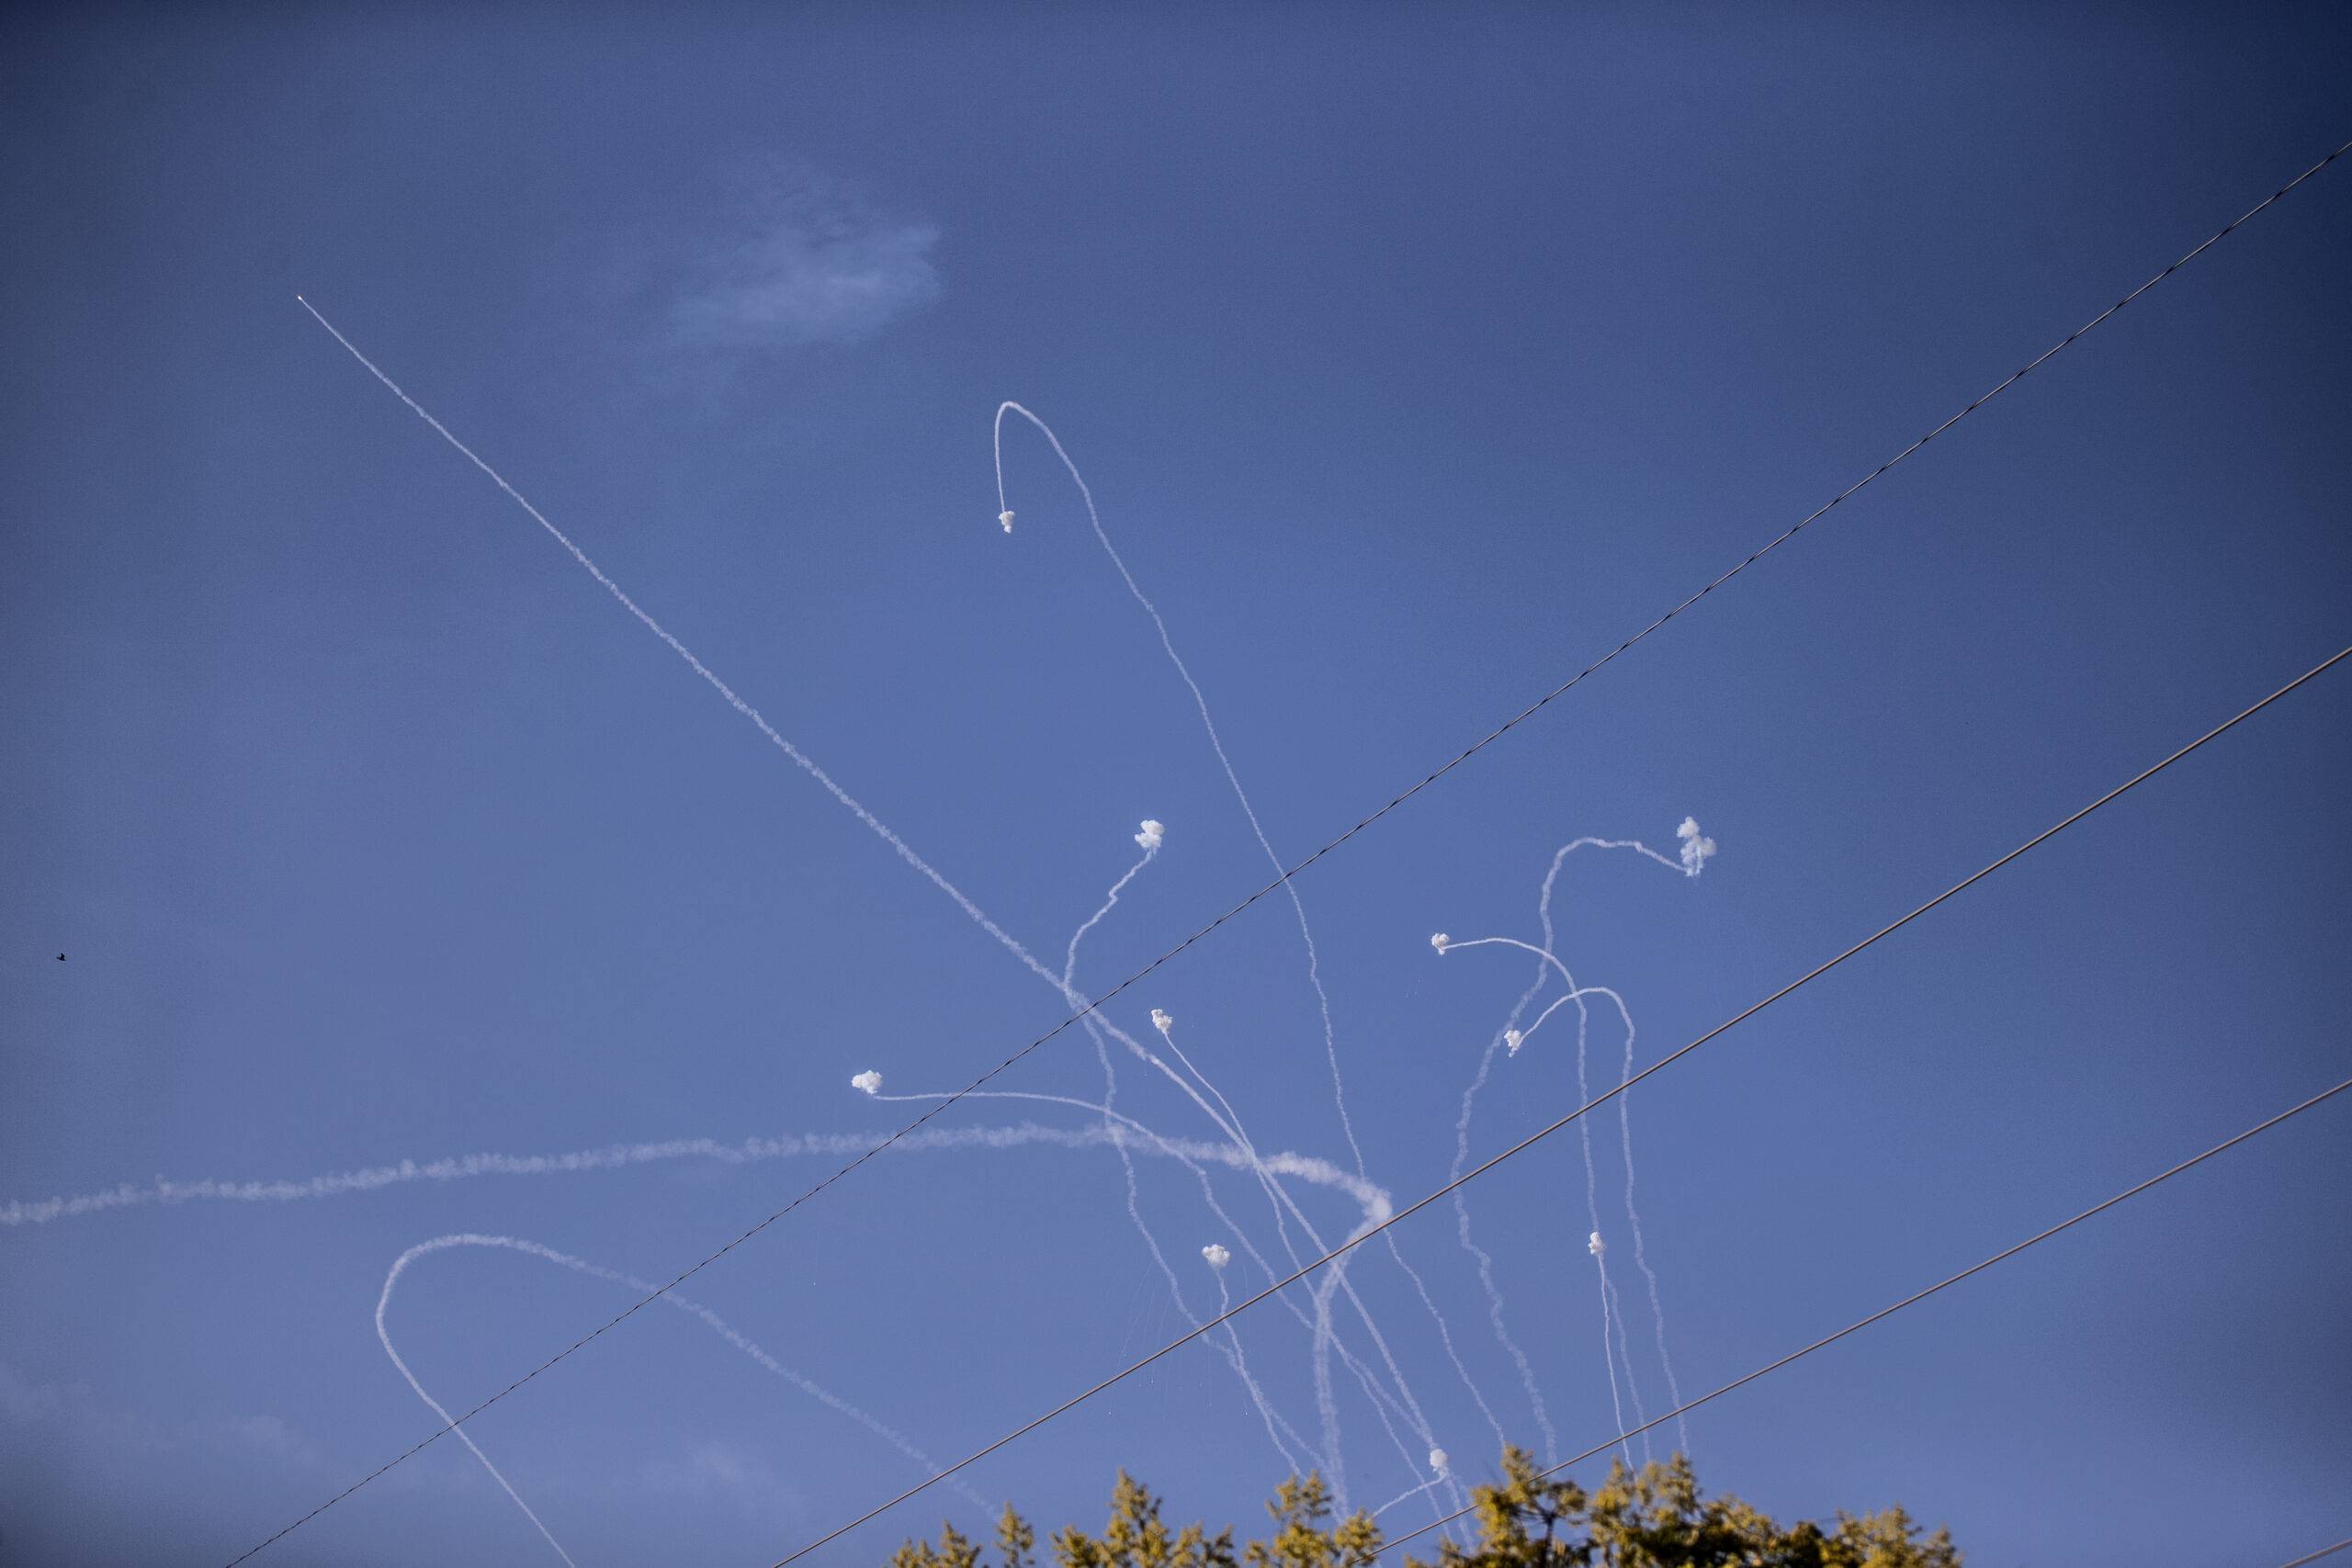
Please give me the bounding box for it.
[56,953,65,962]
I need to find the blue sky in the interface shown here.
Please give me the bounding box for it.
[4,6,2348,1565]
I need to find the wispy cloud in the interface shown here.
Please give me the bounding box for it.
[0,1358,327,1472]
[639,1438,807,1524]
[673,175,940,350]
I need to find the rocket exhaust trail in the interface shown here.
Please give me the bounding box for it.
[995,402,1489,1503]
[297,306,1437,1501]
[377,1233,991,1558]
[1436,832,1705,1461]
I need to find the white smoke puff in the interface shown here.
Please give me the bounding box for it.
[850,1071,883,1096]
[1504,1029,1522,1055]
[1587,1230,1606,1256]
[1201,1243,1231,1269]
[1150,1009,1172,1033]
[1677,816,1717,876]
[998,510,1015,533]
[1135,818,1164,851]
[1430,932,1450,953]
[1428,1447,1450,1475]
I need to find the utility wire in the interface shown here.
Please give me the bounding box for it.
[238,137,2348,1564]
[1378,1076,2352,1554]
[2278,1540,2352,1568]
[766,645,2351,1563]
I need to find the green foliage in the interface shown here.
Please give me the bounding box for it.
[882,1449,1956,1568]
[1050,1472,1235,1568]
[1437,1447,1590,1568]
[1417,1450,1959,1568]
[1244,1473,1377,1568]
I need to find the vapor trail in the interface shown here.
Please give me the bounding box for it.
[378,1239,579,1566]
[859,1078,1470,1518]
[1589,1243,1636,1470]
[995,401,1488,1507]
[1049,832,1438,1512]
[298,300,1091,1009]
[2,1120,1372,1231]
[382,1234,989,1530]
[1433,829,1707,1461]
[1055,853,1323,1477]
[993,402,1365,1177]
[1212,1262,1306,1476]
[859,1081,1434,1496]
[297,306,1442,1493]
[1536,838,1696,1456]
[1447,1009,1561,1463]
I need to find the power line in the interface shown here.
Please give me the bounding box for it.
[764,644,2351,1563]
[1377,1076,2352,1554]
[2279,1540,2352,1568]
[239,137,2349,1563]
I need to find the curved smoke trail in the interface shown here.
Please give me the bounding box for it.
[1434,829,1708,1463]
[377,1231,991,1564]
[995,401,1487,1515]
[294,306,1445,1502]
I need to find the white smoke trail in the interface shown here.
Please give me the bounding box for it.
[1373,1474,1446,1520]
[992,401,1365,1177]
[1441,939,1650,1461]
[1448,935,1654,1458]
[297,301,1099,1020]
[1446,1011,1561,1463]
[1535,839,1696,1458]
[2,1120,1376,1231]
[69,1113,1368,1540]
[288,318,1611,1511]
[1211,1260,1304,1477]
[861,1083,1465,1518]
[1062,852,1434,1512]
[1053,837,1362,1507]
[296,312,1446,1500]
[995,402,1487,1513]
[1433,829,1706,1462]
[1584,1235,1637,1470]
[379,1232,990,1551]
[1105,1013,1351,1494]
[1131,1004,1349,1497]
[1571,998,1650,1465]
[1053,851,1324,1480]
[377,1239,579,1566]
[1157,1010,1490,1517]
[1067,832,1159,965]
[860,1086,1385,1456]
[1126,1048,1462,1522]
[16,1100,1430,1498]
[299,309,1309,1327]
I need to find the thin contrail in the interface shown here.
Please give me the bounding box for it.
[994,402,1364,1177]
[1210,1261,1306,1476]
[1057,840,1345,1486]
[378,1238,579,1566]
[1046,840,1442,1503]
[1539,838,1696,1456]
[1052,860,1323,1477]
[297,300,1086,1001]
[1447,1004,1561,1462]
[1447,933,1656,1454]
[2,1119,1365,1229]
[1435,830,1704,1461]
[995,401,1484,1514]
[377,1232,991,1562]
[295,306,1440,1506]
[860,1080,1440,1500]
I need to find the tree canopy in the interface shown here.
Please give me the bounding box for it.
[882,1448,1958,1568]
